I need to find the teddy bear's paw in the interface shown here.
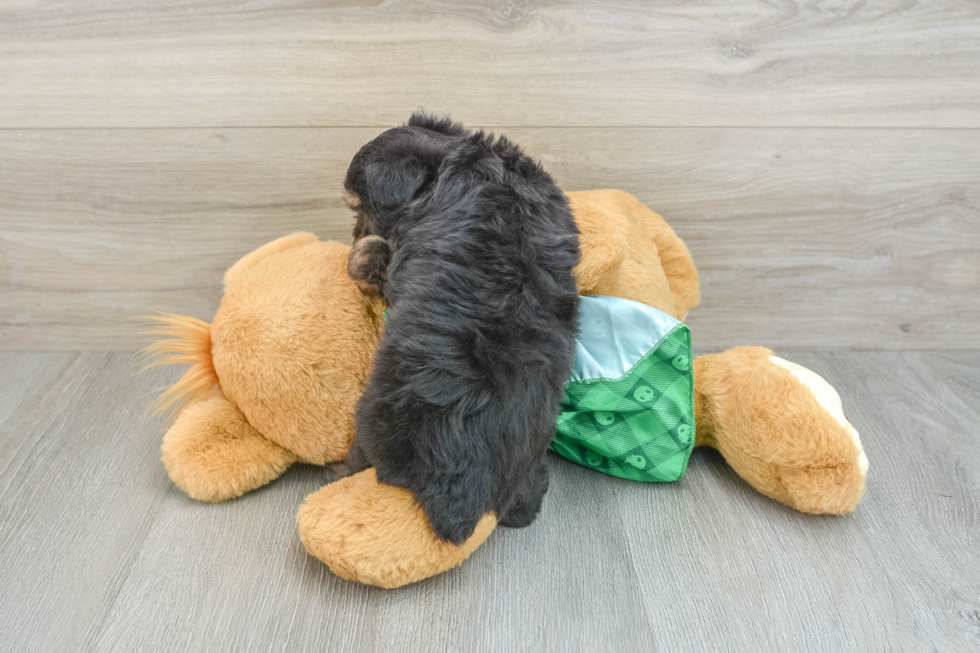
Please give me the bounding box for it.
[762,355,869,513]
[161,395,296,502]
[695,347,869,515]
[769,356,868,478]
[296,468,496,589]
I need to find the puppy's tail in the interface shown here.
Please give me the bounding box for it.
[140,313,218,417]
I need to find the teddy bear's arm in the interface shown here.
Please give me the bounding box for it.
[566,191,628,294]
[638,214,700,322]
[162,394,296,502]
[615,193,701,321]
[573,231,628,295]
[298,469,496,588]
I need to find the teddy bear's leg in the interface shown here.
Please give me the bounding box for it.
[497,460,550,529]
[297,469,497,588]
[162,394,296,502]
[693,347,868,514]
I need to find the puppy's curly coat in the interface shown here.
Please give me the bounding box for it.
[342,113,580,544]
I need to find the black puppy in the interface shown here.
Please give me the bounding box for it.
[341,113,580,545]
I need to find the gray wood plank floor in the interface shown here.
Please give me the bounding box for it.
[1,351,977,652]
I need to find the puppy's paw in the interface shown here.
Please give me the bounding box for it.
[347,235,391,297]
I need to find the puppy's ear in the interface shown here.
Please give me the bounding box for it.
[348,235,391,298]
[363,157,429,211]
[417,452,495,546]
[408,111,467,137]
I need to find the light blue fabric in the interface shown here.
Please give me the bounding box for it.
[570,295,682,383]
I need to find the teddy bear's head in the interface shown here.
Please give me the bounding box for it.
[152,231,387,501]
[209,234,386,465]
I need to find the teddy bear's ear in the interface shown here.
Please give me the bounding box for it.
[161,395,296,502]
[574,232,628,294]
[223,232,319,292]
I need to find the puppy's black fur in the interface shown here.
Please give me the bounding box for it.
[342,112,580,545]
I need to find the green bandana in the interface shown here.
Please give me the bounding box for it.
[550,295,696,482]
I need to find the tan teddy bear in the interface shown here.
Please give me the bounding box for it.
[146,189,867,588]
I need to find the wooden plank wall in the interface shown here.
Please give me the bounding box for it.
[0,0,978,350]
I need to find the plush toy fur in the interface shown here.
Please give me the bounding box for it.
[298,468,498,587]
[147,189,867,588]
[146,233,386,501]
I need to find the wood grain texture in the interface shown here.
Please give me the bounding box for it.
[1,127,977,350]
[1,351,978,652]
[0,0,979,128]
